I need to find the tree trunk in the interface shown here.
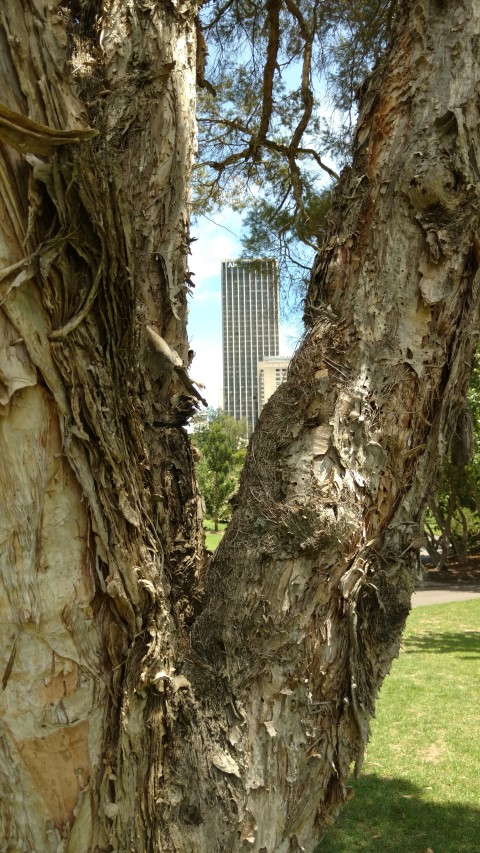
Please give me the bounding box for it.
[1,1,480,852]
[0,2,203,850]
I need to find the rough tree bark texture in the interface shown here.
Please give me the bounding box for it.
[0,1,203,851]
[184,1,480,849]
[0,1,479,853]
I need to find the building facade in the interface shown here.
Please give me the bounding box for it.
[257,357,290,413]
[222,258,279,432]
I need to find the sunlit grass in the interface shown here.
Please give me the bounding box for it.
[317,600,480,853]
[203,517,227,551]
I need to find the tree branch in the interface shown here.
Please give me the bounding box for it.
[297,147,339,180]
[202,0,236,31]
[255,0,281,149]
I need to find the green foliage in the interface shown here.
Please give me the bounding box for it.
[241,184,332,314]
[467,347,480,474]
[318,0,399,163]
[194,0,398,309]
[426,351,480,563]
[191,409,247,530]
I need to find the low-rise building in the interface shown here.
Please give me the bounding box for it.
[257,356,290,412]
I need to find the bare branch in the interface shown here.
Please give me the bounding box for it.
[255,0,281,148]
[202,0,236,31]
[202,146,253,170]
[283,0,318,152]
[297,147,339,180]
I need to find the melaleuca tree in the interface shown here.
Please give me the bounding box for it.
[1,2,480,852]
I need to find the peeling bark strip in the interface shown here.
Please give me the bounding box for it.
[0,100,99,153]
[0,1,479,852]
[0,1,203,851]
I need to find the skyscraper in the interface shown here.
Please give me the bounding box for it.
[222,258,279,432]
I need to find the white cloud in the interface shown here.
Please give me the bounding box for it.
[189,335,223,410]
[190,211,243,286]
[191,287,221,304]
[280,319,303,356]
[187,210,243,411]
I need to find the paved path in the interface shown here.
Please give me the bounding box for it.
[411,585,480,607]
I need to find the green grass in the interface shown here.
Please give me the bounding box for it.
[203,517,227,551]
[317,600,480,853]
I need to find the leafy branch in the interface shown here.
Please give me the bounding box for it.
[194,0,398,307]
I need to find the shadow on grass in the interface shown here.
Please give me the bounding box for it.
[402,631,480,657]
[316,774,480,853]
[416,582,480,591]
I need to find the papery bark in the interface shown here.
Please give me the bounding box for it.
[185,1,480,849]
[1,1,479,853]
[0,2,202,850]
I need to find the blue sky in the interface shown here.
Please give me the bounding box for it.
[187,210,304,409]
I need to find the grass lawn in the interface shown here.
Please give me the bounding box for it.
[317,599,480,853]
[203,517,227,551]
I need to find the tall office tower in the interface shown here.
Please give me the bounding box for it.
[222,258,279,432]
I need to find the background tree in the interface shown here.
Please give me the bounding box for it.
[0,2,480,852]
[192,409,247,530]
[424,352,480,568]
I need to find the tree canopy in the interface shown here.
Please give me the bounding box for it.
[194,0,398,304]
